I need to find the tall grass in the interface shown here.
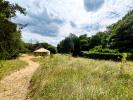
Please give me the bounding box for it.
[0,59,27,80]
[29,54,133,100]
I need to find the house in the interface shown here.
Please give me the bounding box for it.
[33,47,50,56]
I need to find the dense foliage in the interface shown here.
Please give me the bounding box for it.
[88,32,109,49]
[57,34,80,56]
[89,46,119,53]
[82,51,133,61]
[109,10,133,52]
[79,34,90,51]
[81,51,122,61]
[0,0,25,59]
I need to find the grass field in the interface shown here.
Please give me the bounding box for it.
[0,59,28,80]
[29,54,133,100]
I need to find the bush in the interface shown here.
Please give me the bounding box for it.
[81,51,133,61]
[89,46,119,53]
[0,51,19,60]
[81,51,122,61]
[127,53,133,61]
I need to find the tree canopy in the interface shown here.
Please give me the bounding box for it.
[0,0,26,59]
[57,34,80,56]
[109,10,133,52]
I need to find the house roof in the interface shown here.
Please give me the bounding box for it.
[34,47,50,53]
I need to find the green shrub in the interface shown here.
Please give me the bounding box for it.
[81,51,133,61]
[81,51,122,61]
[0,53,11,60]
[127,53,133,61]
[0,51,19,60]
[89,46,119,53]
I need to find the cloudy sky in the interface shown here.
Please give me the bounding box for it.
[8,0,133,46]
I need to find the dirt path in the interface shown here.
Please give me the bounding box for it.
[0,55,39,100]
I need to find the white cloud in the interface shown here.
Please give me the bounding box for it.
[7,0,133,46]
[22,31,64,46]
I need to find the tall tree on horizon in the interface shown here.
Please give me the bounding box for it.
[57,33,81,56]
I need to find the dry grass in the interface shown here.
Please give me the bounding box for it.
[0,59,27,80]
[29,54,133,100]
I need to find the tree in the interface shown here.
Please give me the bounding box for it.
[0,0,25,20]
[71,34,81,56]
[88,32,109,50]
[47,46,57,54]
[79,34,90,51]
[0,0,26,59]
[57,33,81,56]
[109,10,133,52]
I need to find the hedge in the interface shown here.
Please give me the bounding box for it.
[127,53,133,60]
[81,51,133,61]
[0,52,18,60]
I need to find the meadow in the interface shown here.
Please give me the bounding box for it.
[0,59,27,80]
[29,54,133,100]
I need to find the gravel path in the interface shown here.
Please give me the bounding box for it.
[0,55,39,100]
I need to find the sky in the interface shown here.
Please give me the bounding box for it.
[7,0,133,46]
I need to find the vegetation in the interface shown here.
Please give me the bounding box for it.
[29,55,133,100]
[109,10,133,52]
[1,0,132,60]
[89,46,119,53]
[79,34,90,51]
[81,51,122,61]
[82,51,133,61]
[0,59,27,80]
[21,42,57,54]
[0,0,133,99]
[88,32,109,49]
[57,10,133,60]
[57,34,80,56]
[0,0,26,59]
